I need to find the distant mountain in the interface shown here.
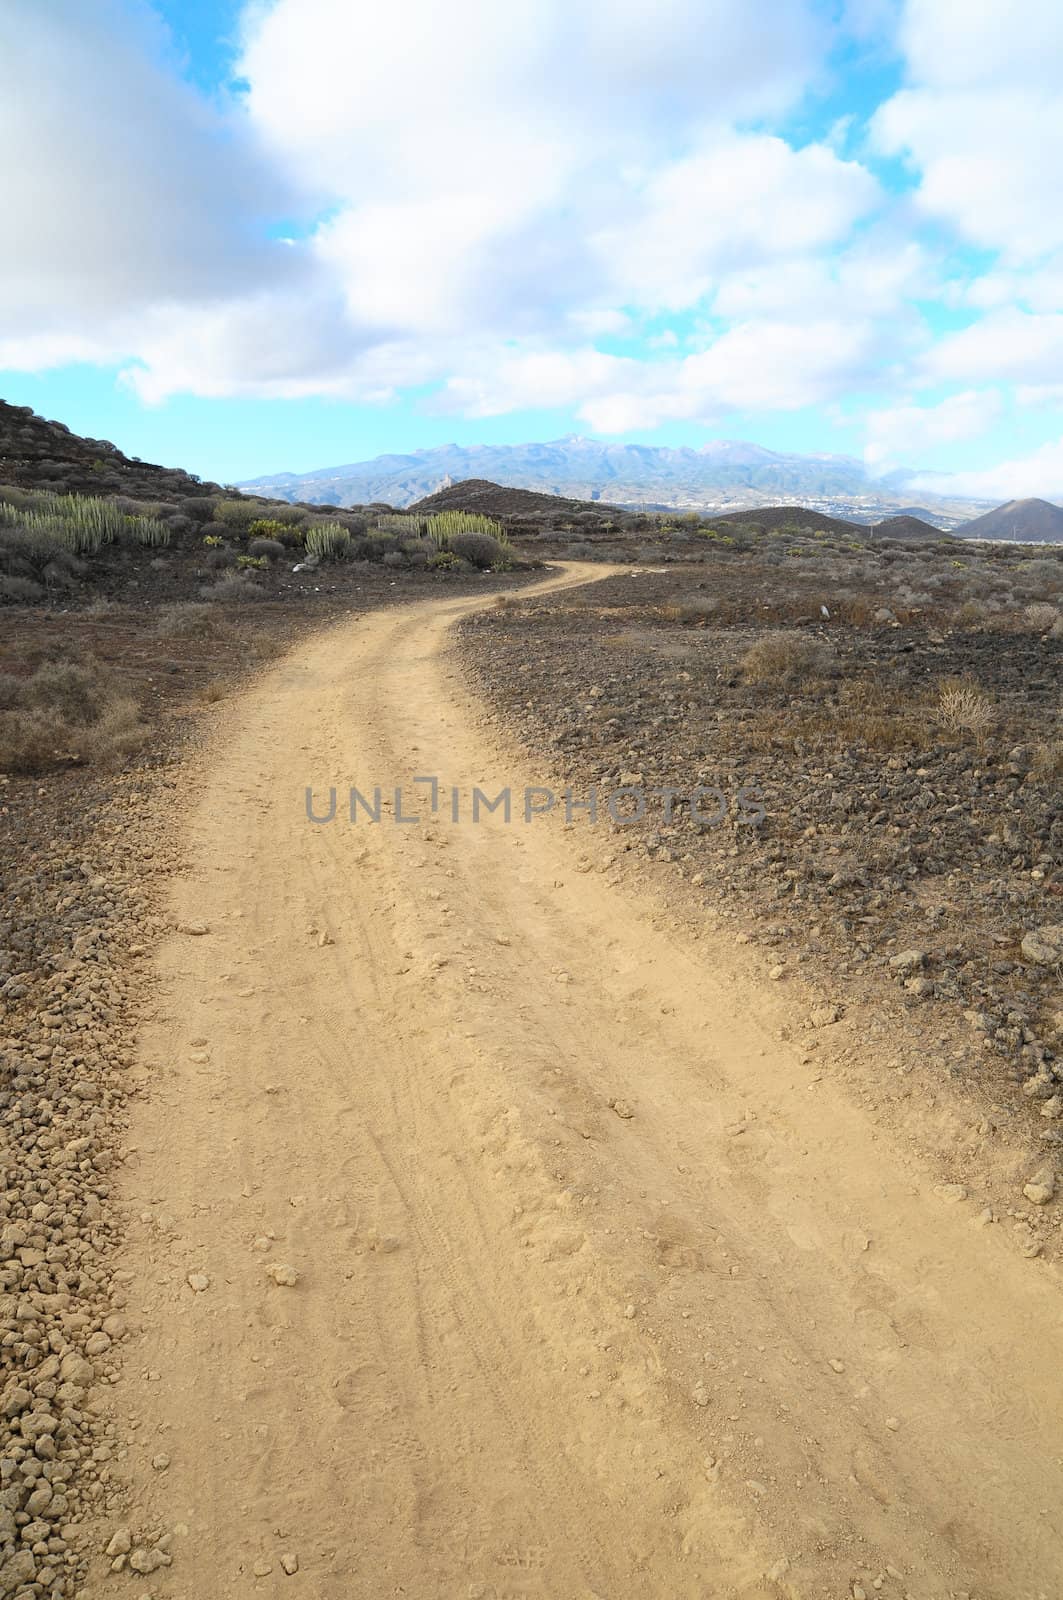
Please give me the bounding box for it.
[957,497,1063,543]
[238,434,988,522]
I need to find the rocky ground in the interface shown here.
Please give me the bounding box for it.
[461,560,1063,1240]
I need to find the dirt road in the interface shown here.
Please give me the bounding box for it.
[114,565,1062,1600]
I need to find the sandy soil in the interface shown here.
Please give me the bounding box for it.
[103,565,1062,1600]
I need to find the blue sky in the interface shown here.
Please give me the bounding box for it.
[3,0,1063,498]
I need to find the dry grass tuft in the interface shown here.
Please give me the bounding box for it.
[741,631,834,684]
[937,679,996,734]
[0,657,146,774]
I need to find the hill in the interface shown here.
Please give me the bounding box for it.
[958,497,1063,542]
[409,477,616,519]
[703,506,861,536]
[239,434,988,520]
[0,398,222,500]
[872,515,950,541]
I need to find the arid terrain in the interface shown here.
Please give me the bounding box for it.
[0,406,1061,1600]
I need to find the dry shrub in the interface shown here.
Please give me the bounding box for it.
[1033,739,1063,781]
[198,572,268,603]
[0,658,145,774]
[741,631,834,684]
[660,597,719,625]
[1024,602,1060,632]
[248,536,287,560]
[156,601,233,640]
[956,598,990,628]
[0,574,44,603]
[937,679,996,734]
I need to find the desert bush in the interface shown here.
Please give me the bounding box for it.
[181,496,219,524]
[449,531,510,569]
[1032,739,1063,781]
[199,572,268,602]
[327,512,365,536]
[23,662,109,725]
[660,596,719,625]
[1024,602,1060,632]
[428,550,460,570]
[382,550,406,569]
[0,485,38,512]
[237,554,268,570]
[247,537,286,560]
[352,534,399,562]
[741,632,834,684]
[402,542,430,567]
[304,522,351,561]
[246,519,289,544]
[204,546,237,570]
[937,680,996,734]
[212,497,263,531]
[0,657,145,774]
[0,574,45,603]
[156,602,232,640]
[956,598,990,627]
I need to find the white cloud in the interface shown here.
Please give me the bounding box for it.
[863,389,1002,468]
[874,0,1063,259]
[924,311,1063,385]
[0,0,300,347]
[910,437,1063,502]
[8,0,1056,476]
[436,317,882,432]
[597,136,878,310]
[0,0,887,417]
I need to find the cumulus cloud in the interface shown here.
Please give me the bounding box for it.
[437,316,883,432]
[596,136,878,311]
[863,389,1002,469]
[0,0,888,422]
[0,0,302,348]
[923,311,1063,386]
[1,0,1056,467]
[874,0,1063,259]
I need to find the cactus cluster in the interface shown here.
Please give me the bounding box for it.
[0,492,169,553]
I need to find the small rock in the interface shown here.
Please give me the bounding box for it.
[934,1184,968,1204]
[151,1453,171,1471]
[187,1272,211,1292]
[106,1528,133,1558]
[1022,1170,1056,1206]
[889,949,926,974]
[280,1552,300,1575]
[254,1558,274,1576]
[265,1263,300,1287]
[608,1098,635,1120]
[175,920,210,936]
[129,1548,163,1575]
[691,1383,711,1407]
[1020,925,1063,966]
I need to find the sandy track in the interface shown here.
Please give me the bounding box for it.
[113,565,1062,1600]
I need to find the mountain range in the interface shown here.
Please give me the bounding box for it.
[238,435,993,525]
